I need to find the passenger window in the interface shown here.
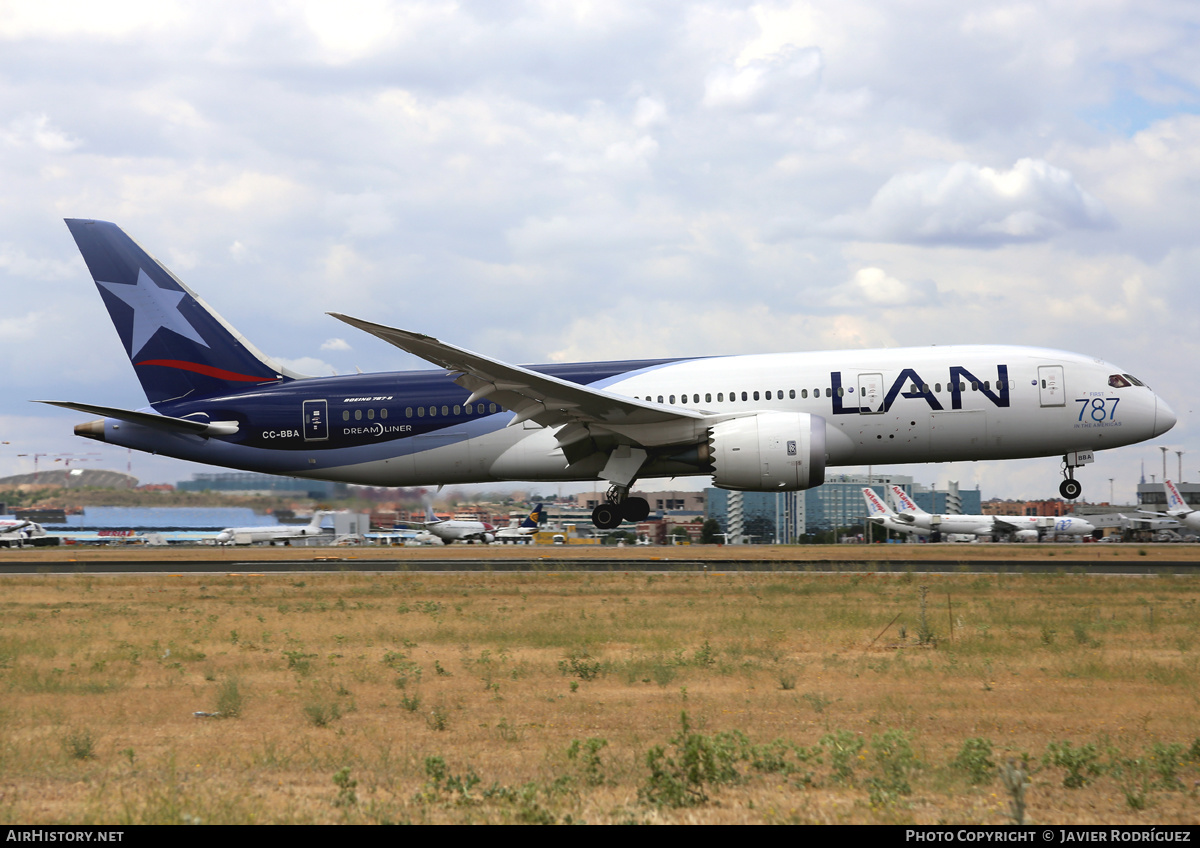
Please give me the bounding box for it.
[441,405,448,416]
[429,406,436,416]
[741,391,748,401]
[922,384,929,393]
[354,409,362,421]
[705,393,712,403]
[406,407,413,417]
[1041,380,1046,389]
[657,395,663,404]
[453,405,461,415]
[465,404,473,414]
[765,391,772,400]
[669,395,676,404]
[801,389,808,399]
[342,410,349,421]
[935,383,941,392]
[717,393,723,402]
[837,387,844,397]
[417,407,425,417]
[753,391,760,401]
[971,381,978,391]
[367,409,375,420]
[381,408,388,419]
[825,388,831,398]
[789,389,795,399]
[489,403,498,413]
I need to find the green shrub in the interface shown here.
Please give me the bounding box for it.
[953,737,995,785]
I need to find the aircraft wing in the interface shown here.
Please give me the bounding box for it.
[991,518,1024,533]
[330,313,708,448]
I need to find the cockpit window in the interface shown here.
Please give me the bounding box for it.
[1108,374,1132,388]
[1123,373,1145,387]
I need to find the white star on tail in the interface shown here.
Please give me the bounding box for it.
[98,268,209,357]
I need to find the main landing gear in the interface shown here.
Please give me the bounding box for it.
[591,485,650,530]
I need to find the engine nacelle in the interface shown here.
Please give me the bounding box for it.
[1013,529,1039,542]
[709,412,826,491]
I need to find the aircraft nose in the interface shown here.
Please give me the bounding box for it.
[1154,395,1178,437]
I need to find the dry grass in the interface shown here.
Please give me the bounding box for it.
[0,568,1198,824]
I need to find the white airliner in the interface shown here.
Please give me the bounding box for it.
[404,506,496,544]
[861,487,930,537]
[49,220,1178,529]
[885,485,1095,540]
[215,511,328,545]
[1139,481,1200,532]
[0,519,53,548]
[494,504,546,543]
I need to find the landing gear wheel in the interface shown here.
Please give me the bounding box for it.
[1060,479,1082,500]
[591,503,622,530]
[620,497,650,523]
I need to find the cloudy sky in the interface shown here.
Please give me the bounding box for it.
[1,0,1197,503]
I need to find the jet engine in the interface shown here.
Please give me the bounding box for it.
[1013,529,1039,542]
[709,412,826,491]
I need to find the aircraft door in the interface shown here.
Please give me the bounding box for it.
[303,400,329,441]
[857,373,885,414]
[1037,365,1065,407]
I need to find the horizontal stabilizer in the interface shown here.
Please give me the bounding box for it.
[37,401,239,436]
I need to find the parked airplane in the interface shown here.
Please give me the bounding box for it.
[1137,481,1200,532]
[887,485,1095,539]
[46,220,1177,529]
[495,503,546,543]
[214,511,328,545]
[0,519,54,548]
[404,505,496,544]
[861,487,930,537]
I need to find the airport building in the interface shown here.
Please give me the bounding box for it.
[706,475,985,541]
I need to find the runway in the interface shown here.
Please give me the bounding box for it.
[3,553,1200,575]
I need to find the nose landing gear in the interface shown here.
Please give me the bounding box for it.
[1059,450,1093,500]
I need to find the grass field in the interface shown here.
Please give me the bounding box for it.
[1,562,1198,824]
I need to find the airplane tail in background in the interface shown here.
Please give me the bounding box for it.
[862,488,892,519]
[889,485,926,515]
[520,504,545,530]
[64,219,303,406]
[1164,481,1191,515]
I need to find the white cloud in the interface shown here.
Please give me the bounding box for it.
[321,338,351,351]
[703,45,822,109]
[1,113,80,152]
[825,159,1112,245]
[827,267,936,308]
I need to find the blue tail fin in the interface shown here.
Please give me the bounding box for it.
[520,504,545,530]
[65,219,299,406]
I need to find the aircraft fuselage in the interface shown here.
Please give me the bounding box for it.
[83,345,1170,488]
